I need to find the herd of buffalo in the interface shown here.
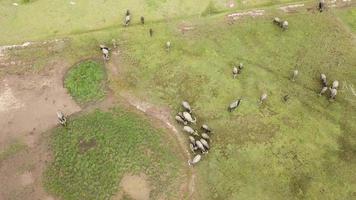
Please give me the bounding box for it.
[58,4,340,167]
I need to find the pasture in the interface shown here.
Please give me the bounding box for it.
[0,0,355,199]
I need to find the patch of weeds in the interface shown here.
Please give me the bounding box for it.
[289,172,312,198]
[44,109,183,200]
[64,60,106,103]
[0,141,26,164]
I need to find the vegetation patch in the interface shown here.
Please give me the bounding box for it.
[117,10,356,199]
[44,109,184,200]
[64,60,106,103]
[336,8,356,32]
[0,141,26,164]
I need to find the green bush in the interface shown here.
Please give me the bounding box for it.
[64,60,106,103]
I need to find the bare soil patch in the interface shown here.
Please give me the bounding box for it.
[0,40,79,200]
[227,10,265,23]
[0,60,81,147]
[279,4,305,13]
[118,173,151,200]
[0,132,55,200]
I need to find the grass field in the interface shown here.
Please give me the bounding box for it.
[45,109,185,200]
[64,60,106,103]
[0,0,303,44]
[335,7,356,32]
[113,8,356,200]
[1,0,355,199]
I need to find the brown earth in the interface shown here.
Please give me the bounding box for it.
[114,173,151,200]
[0,40,80,200]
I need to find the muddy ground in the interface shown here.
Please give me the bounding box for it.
[0,40,81,199]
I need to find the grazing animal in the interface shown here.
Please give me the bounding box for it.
[238,63,244,70]
[201,133,210,140]
[166,41,171,51]
[124,10,131,26]
[200,138,210,149]
[282,21,288,30]
[183,112,196,124]
[260,93,268,104]
[140,16,145,24]
[232,66,238,78]
[188,154,201,166]
[100,45,110,60]
[332,80,339,89]
[124,15,131,26]
[329,88,337,100]
[291,70,298,81]
[189,136,196,144]
[195,140,206,152]
[175,115,187,125]
[177,112,184,118]
[149,28,153,37]
[319,0,325,12]
[283,95,290,102]
[320,73,327,86]
[201,124,211,132]
[189,143,197,153]
[57,111,67,126]
[273,17,288,30]
[319,86,328,96]
[228,99,242,112]
[273,17,281,25]
[182,101,192,113]
[183,126,197,135]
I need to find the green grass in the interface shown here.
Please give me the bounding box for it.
[113,10,356,199]
[336,8,356,32]
[0,0,304,44]
[45,109,184,200]
[64,60,106,103]
[0,141,26,164]
[1,1,355,199]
